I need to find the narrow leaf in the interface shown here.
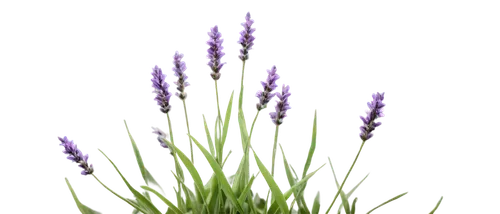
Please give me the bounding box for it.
[426,193,446,214]
[340,191,350,214]
[203,115,216,156]
[238,173,259,205]
[347,170,372,197]
[65,178,102,214]
[189,134,245,213]
[312,192,320,214]
[165,141,206,200]
[221,91,234,146]
[252,149,289,214]
[280,145,307,211]
[93,146,158,213]
[141,186,183,214]
[92,174,146,213]
[351,197,357,214]
[268,164,325,214]
[124,120,162,192]
[367,190,408,214]
[302,110,317,178]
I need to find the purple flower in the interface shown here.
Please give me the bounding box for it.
[359,92,386,141]
[207,25,226,80]
[238,12,255,61]
[151,65,172,113]
[256,66,280,110]
[270,85,291,125]
[59,136,94,175]
[151,130,168,150]
[172,51,189,100]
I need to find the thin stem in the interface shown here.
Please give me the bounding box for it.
[238,62,248,112]
[180,100,196,163]
[90,173,147,213]
[212,80,225,164]
[270,126,281,206]
[248,110,260,140]
[330,140,366,211]
[167,113,182,196]
[92,174,146,213]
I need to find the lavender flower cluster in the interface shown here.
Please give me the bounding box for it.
[172,52,189,100]
[254,64,293,126]
[151,65,172,114]
[59,136,94,175]
[207,25,226,80]
[359,92,386,141]
[238,12,255,61]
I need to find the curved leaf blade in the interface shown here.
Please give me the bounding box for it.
[65,178,102,214]
[141,186,183,214]
[367,190,409,214]
[426,193,446,214]
[189,134,244,213]
[124,120,163,192]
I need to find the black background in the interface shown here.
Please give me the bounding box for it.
[34,2,453,213]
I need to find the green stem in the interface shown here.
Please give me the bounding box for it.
[180,100,196,163]
[212,80,225,164]
[238,63,248,112]
[90,173,147,213]
[270,126,281,202]
[248,110,263,142]
[330,141,366,212]
[167,113,182,198]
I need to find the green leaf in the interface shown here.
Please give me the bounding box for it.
[141,186,183,214]
[124,120,163,192]
[340,191,350,214]
[170,172,203,214]
[329,157,369,213]
[280,142,307,209]
[252,148,289,214]
[238,173,259,205]
[351,197,358,214]
[221,91,234,146]
[325,157,343,214]
[312,192,320,214]
[65,178,102,214]
[302,110,317,178]
[205,175,220,214]
[189,134,245,213]
[268,164,325,214]
[328,158,341,192]
[347,170,372,197]
[92,146,158,213]
[92,175,145,212]
[426,193,446,214]
[200,110,216,155]
[165,141,206,200]
[367,190,408,214]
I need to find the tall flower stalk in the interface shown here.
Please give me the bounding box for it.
[270,84,291,176]
[238,12,255,110]
[207,26,226,164]
[327,90,387,213]
[170,48,196,162]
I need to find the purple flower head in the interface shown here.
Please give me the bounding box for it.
[172,51,189,100]
[256,66,280,110]
[151,65,172,113]
[151,129,168,150]
[207,25,226,80]
[359,92,386,141]
[238,12,255,61]
[270,84,291,125]
[58,136,94,175]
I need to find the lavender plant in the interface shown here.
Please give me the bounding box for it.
[59,12,443,214]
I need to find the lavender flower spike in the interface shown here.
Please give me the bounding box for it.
[151,65,172,113]
[151,130,168,150]
[172,51,189,100]
[270,84,291,125]
[359,92,386,141]
[207,25,226,80]
[58,136,94,175]
[256,66,280,110]
[238,12,255,61]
